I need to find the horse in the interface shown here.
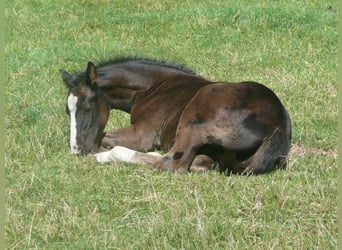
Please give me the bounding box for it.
[62,59,292,175]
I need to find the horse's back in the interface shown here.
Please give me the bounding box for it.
[188,81,290,129]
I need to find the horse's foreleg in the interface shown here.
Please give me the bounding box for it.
[190,154,216,173]
[95,146,216,174]
[101,126,135,148]
[94,146,163,165]
[153,128,205,173]
[155,148,196,173]
[99,126,216,173]
[101,125,156,152]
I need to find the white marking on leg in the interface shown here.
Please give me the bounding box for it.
[94,150,116,163]
[147,152,163,157]
[112,146,137,162]
[94,146,136,163]
[67,93,79,154]
[94,146,162,165]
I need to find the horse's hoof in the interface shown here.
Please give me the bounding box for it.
[189,154,215,173]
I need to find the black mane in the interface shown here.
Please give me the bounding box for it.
[95,57,198,76]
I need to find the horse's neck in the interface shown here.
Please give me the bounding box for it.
[100,86,139,113]
[96,67,195,113]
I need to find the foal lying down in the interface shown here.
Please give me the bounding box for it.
[62,60,291,175]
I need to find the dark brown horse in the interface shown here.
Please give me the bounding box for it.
[62,59,292,175]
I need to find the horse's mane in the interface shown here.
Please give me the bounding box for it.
[95,57,198,76]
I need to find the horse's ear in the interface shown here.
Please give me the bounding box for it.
[60,69,74,88]
[86,61,97,87]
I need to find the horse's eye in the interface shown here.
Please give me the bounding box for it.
[81,100,92,113]
[87,96,96,103]
[83,104,92,113]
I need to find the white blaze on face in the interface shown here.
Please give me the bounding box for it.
[67,93,79,154]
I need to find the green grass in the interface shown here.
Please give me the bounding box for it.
[5,0,337,249]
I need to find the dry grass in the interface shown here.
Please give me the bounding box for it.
[290,143,338,159]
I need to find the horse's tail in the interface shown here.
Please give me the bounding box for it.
[241,109,292,175]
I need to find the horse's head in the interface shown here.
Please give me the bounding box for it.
[61,62,110,155]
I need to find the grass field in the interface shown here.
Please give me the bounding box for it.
[5,0,337,249]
